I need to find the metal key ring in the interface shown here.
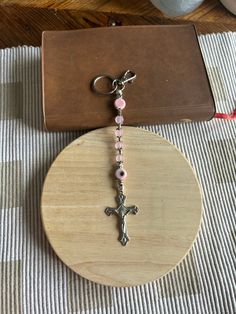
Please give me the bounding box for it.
[92,75,118,95]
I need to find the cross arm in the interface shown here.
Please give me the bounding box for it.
[126,205,139,215]
[105,207,116,216]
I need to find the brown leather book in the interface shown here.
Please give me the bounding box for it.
[42,25,215,131]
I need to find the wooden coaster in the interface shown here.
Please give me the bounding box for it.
[41,126,202,287]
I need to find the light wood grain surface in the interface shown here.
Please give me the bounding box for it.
[41,127,202,287]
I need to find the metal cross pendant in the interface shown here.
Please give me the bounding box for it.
[105,193,139,246]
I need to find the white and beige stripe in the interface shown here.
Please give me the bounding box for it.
[0,32,235,313]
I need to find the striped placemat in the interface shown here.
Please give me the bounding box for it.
[0,33,235,314]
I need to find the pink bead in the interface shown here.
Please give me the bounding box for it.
[115,115,124,125]
[115,141,124,149]
[115,168,127,180]
[115,129,123,137]
[116,155,124,162]
[114,98,126,110]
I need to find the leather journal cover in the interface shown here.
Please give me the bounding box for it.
[42,25,215,131]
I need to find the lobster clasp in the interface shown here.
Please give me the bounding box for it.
[119,70,137,84]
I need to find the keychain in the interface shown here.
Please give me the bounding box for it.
[41,70,202,286]
[92,70,139,246]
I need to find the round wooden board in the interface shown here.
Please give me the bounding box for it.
[41,127,202,287]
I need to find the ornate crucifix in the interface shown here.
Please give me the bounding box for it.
[92,70,140,246]
[105,193,139,246]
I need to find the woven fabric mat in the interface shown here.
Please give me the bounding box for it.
[0,33,235,314]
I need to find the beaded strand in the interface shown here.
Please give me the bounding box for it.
[114,97,127,192]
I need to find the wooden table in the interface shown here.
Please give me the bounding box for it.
[0,0,236,48]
